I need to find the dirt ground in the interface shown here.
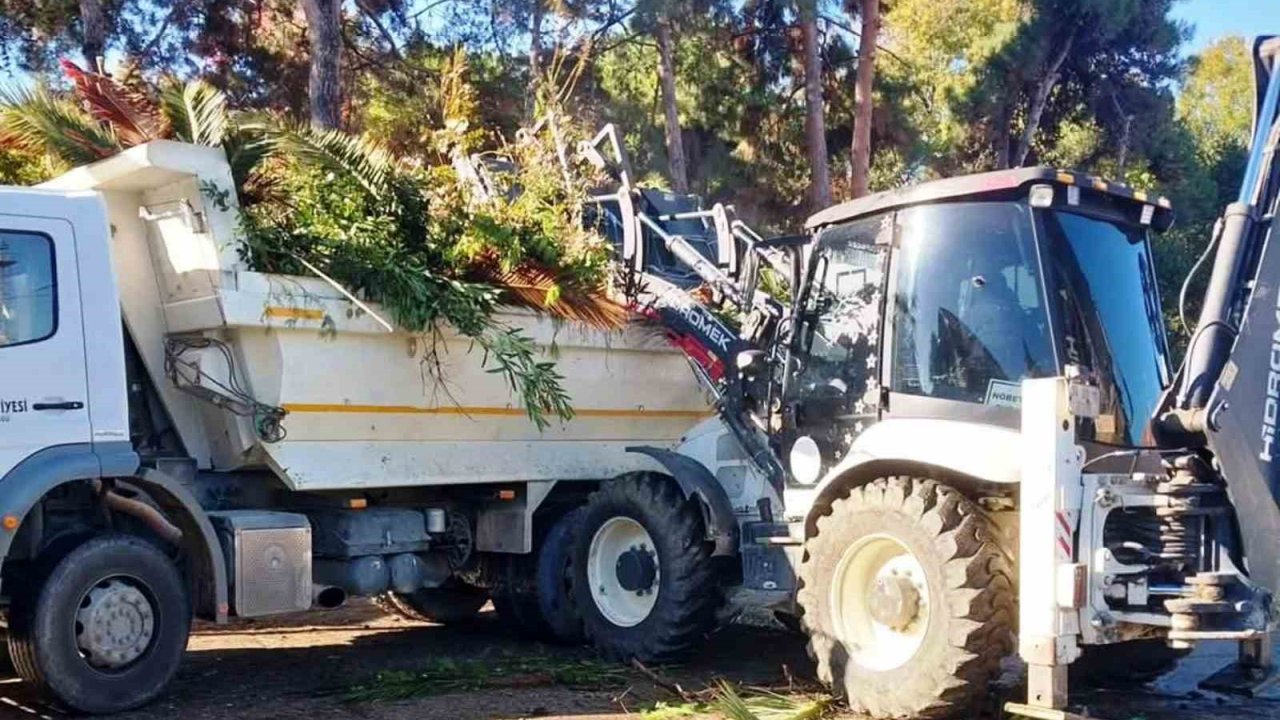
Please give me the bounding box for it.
[0,601,1277,720]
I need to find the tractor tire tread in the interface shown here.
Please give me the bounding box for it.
[797,477,1015,719]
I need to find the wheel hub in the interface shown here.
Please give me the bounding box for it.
[587,517,661,627]
[868,576,920,630]
[76,578,155,670]
[615,545,657,593]
[830,534,931,672]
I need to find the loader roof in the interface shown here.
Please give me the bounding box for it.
[805,166,1174,232]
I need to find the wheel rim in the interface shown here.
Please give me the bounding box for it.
[587,516,659,627]
[74,576,158,671]
[830,534,930,672]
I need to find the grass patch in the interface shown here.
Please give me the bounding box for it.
[342,654,629,703]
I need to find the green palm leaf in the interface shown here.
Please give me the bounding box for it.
[159,79,228,147]
[0,84,120,167]
[262,123,395,198]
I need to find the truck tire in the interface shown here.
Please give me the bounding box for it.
[376,580,489,624]
[492,507,584,643]
[1071,639,1188,687]
[8,534,191,714]
[571,474,718,663]
[797,477,1014,719]
[534,508,585,644]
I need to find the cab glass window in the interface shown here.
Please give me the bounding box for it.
[891,202,1055,406]
[0,231,57,347]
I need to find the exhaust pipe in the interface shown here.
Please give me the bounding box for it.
[312,585,347,610]
[93,480,183,545]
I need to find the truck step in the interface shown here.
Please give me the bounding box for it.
[743,521,803,546]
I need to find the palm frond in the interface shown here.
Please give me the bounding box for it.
[159,79,227,147]
[469,257,628,330]
[709,682,829,720]
[263,123,395,198]
[60,60,169,147]
[0,84,120,166]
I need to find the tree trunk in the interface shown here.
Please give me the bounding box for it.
[79,0,107,70]
[526,0,544,120]
[1110,90,1133,174]
[655,18,689,193]
[301,0,344,130]
[799,0,831,210]
[850,0,880,198]
[1013,31,1075,168]
[994,98,1013,169]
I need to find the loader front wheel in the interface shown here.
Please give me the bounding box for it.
[572,474,718,663]
[797,477,1014,719]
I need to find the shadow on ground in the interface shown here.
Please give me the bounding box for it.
[0,601,1277,719]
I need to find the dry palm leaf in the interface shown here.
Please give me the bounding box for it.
[60,60,170,147]
[469,256,628,331]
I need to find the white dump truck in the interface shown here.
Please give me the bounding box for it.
[0,140,731,712]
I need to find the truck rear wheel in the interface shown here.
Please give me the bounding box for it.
[797,477,1014,719]
[376,580,489,624]
[8,534,191,714]
[492,508,584,643]
[571,474,718,663]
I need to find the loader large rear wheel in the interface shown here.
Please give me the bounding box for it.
[571,474,718,662]
[797,477,1015,719]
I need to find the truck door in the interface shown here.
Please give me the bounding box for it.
[0,215,92,475]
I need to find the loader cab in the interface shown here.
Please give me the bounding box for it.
[781,169,1175,486]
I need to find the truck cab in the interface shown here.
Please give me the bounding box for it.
[0,190,129,479]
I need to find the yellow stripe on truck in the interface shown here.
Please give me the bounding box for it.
[281,403,712,420]
[265,306,327,321]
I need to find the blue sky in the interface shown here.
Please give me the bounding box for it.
[1173,0,1280,53]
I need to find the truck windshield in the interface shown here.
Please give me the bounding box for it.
[1039,210,1170,444]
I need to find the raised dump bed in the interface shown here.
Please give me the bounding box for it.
[39,140,711,491]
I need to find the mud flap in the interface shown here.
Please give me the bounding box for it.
[627,446,740,557]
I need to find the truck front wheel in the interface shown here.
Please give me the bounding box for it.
[8,534,191,714]
[571,474,718,662]
[797,477,1014,719]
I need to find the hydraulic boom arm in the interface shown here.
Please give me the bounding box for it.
[1172,36,1280,595]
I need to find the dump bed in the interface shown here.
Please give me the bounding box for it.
[39,141,710,490]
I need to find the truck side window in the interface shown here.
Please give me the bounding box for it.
[0,231,57,348]
[891,202,1054,406]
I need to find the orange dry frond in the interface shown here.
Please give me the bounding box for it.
[469,257,628,331]
[60,60,170,147]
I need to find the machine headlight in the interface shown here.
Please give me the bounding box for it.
[789,436,824,486]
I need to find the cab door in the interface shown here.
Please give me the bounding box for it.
[0,214,92,475]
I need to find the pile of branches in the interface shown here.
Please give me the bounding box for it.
[0,55,626,429]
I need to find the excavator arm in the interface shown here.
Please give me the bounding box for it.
[1175,36,1280,596]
